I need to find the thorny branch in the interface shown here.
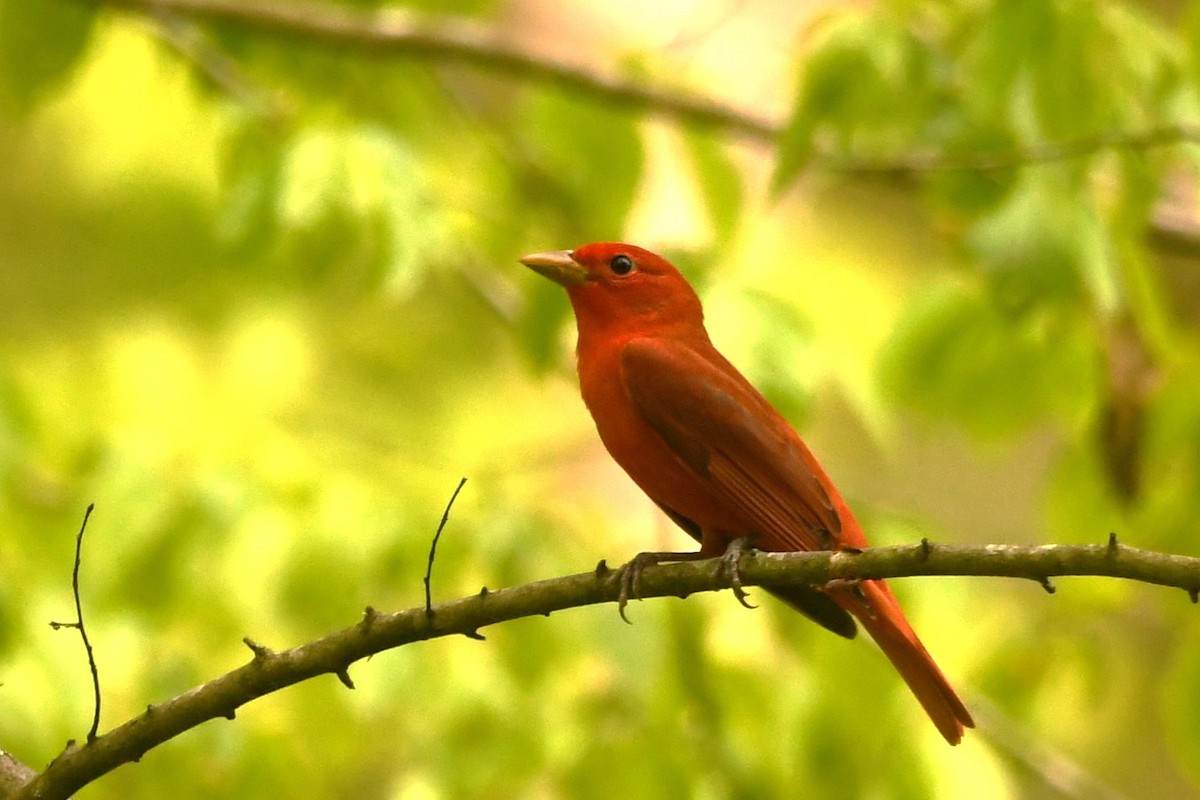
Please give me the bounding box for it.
[7,537,1200,800]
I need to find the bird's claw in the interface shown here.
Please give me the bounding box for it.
[614,550,711,623]
[721,537,758,610]
[615,552,656,624]
[612,544,756,621]
[616,563,636,624]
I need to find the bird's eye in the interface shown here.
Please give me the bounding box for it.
[609,254,635,276]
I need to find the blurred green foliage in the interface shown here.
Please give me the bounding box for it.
[2,0,1200,798]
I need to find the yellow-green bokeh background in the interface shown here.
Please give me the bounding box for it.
[3,1,1200,798]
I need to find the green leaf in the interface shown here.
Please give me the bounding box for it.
[216,118,286,257]
[515,276,571,373]
[964,171,1100,315]
[730,288,814,426]
[1164,634,1200,788]
[519,88,644,238]
[219,121,446,290]
[957,0,1047,129]
[685,131,743,245]
[773,12,941,194]
[0,0,97,112]
[1028,1,1104,140]
[1138,359,1200,551]
[773,14,881,193]
[772,104,816,197]
[879,280,1098,438]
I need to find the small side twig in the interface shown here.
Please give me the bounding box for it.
[424,477,467,619]
[49,504,102,743]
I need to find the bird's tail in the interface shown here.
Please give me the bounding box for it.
[842,579,975,745]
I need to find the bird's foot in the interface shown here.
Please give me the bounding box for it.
[720,537,758,610]
[614,550,709,623]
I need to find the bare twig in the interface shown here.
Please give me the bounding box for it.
[11,539,1200,800]
[424,476,467,618]
[48,504,102,744]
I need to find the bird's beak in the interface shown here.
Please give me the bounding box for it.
[519,250,589,286]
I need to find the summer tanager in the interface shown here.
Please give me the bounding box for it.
[521,242,974,745]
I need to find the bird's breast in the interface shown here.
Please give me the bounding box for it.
[576,337,746,537]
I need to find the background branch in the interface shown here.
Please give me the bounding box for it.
[81,0,1200,254]
[9,540,1199,800]
[85,0,776,138]
[832,124,1200,175]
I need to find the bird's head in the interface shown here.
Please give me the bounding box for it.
[519,243,705,338]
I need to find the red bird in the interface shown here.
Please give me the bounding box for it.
[521,242,974,745]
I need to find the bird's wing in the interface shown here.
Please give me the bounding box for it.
[620,337,844,555]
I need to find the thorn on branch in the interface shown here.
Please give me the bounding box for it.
[242,637,274,660]
[361,606,379,632]
[462,629,486,641]
[1037,576,1057,594]
[920,538,933,560]
[1107,532,1120,553]
[223,709,237,721]
[425,476,468,620]
[478,586,490,597]
[595,559,610,578]
[335,668,355,690]
[1189,588,1199,604]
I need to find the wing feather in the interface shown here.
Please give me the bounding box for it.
[621,338,842,554]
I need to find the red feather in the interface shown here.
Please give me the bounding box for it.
[521,242,974,744]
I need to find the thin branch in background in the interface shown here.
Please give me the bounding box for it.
[84,0,1200,253]
[832,124,1200,176]
[147,8,292,125]
[971,697,1129,800]
[48,504,102,743]
[424,476,467,618]
[87,0,1200,163]
[84,0,778,139]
